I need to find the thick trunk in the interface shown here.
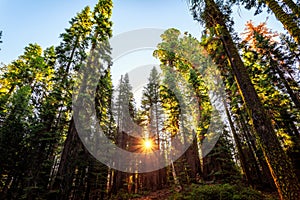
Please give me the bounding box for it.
[265,0,300,44]
[52,118,82,199]
[203,0,300,198]
[282,0,300,18]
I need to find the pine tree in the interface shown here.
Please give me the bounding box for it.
[111,73,137,193]
[154,29,215,186]
[51,1,113,199]
[140,67,162,149]
[0,86,32,199]
[242,21,300,110]
[139,67,165,190]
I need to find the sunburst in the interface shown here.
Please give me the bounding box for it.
[140,138,155,153]
[144,139,153,149]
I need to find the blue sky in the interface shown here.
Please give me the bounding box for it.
[0,0,284,65]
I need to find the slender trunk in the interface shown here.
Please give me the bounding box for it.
[65,35,80,75]
[238,110,264,184]
[272,62,300,110]
[203,0,300,198]
[171,160,180,186]
[223,100,252,185]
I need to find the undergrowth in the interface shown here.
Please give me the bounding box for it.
[169,183,279,200]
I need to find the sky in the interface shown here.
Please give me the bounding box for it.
[0,0,286,109]
[0,0,199,65]
[0,0,285,65]
[0,0,286,106]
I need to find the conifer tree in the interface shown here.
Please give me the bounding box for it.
[241,21,300,177]
[52,1,113,199]
[237,0,300,43]
[0,43,56,199]
[139,67,165,190]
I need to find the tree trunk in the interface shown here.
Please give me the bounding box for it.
[265,0,300,44]
[52,118,82,199]
[223,100,253,185]
[272,62,300,110]
[282,0,300,18]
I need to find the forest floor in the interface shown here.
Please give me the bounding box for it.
[131,188,172,200]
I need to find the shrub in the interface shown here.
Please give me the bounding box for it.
[170,184,267,200]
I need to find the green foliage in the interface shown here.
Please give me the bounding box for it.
[139,67,163,143]
[1,0,300,198]
[50,1,114,199]
[203,129,241,183]
[92,0,113,43]
[154,28,212,139]
[110,188,143,200]
[114,73,136,135]
[0,1,114,199]
[170,184,268,200]
[0,42,58,197]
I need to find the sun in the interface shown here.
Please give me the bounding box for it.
[144,139,153,150]
[139,138,155,153]
[135,138,156,153]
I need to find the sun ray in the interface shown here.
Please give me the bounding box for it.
[138,138,155,153]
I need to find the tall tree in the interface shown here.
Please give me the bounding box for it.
[50,6,94,198]
[242,21,300,110]
[188,0,300,199]
[139,67,165,190]
[112,73,136,193]
[140,67,162,149]
[154,29,216,186]
[51,1,113,199]
[241,21,300,177]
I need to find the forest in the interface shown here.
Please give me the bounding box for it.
[0,0,299,199]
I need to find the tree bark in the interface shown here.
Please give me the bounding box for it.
[282,0,300,18]
[265,0,300,44]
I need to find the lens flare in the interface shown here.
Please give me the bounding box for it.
[144,139,153,150]
[138,138,155,153]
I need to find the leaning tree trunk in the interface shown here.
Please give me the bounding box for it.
[264,0,300,44]
[52,118,82,199]
[223,99,254,186]
[271,61,300,110]
[282,0,300,19]
[201,0,300,199]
